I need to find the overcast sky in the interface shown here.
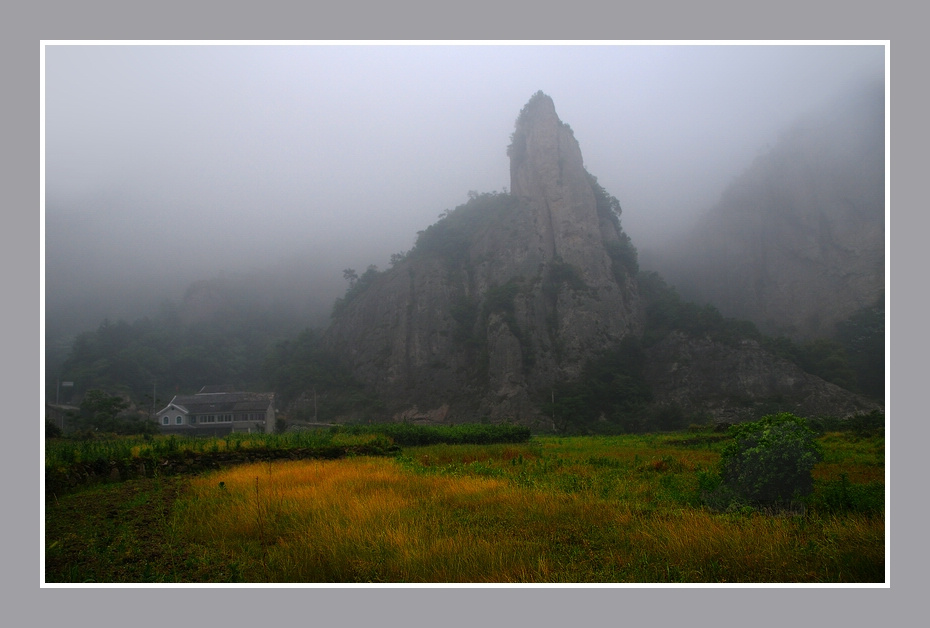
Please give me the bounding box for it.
[43,42,885,332]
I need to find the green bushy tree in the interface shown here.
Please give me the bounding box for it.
[78,389,130,431]
[707,413,823,510]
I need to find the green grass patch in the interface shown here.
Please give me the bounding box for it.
[45,429,884,583]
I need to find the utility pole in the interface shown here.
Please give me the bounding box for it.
[57,378,74,431]
[551,389,556,432]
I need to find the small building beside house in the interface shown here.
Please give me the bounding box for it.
[156,386,276,435]
[45,403,80,432]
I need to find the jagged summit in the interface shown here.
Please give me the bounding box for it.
[323,92,643,425]
[508,91,626,288]
[509,91,583,193]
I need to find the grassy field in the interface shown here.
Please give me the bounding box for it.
[44,428,885,584]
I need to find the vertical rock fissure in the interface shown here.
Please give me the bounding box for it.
[543,198,558,262]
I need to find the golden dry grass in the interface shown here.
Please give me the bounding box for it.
[179,457,604,582]
[170,435,884,583]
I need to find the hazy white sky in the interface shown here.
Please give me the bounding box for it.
[43,42,885,328]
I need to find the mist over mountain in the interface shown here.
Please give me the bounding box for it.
[44,45,884,347]
[44,46,884,428]
[640,78,885,341]
[316,92,880,427]
[44,192,350,341]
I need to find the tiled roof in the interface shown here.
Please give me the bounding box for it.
[198,385,236,394]
[169,391,274,414]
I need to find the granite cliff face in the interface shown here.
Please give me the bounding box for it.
[324,92,642,425]
[508,93,624,290]
[643,332,880,423]
[648,79,885,340]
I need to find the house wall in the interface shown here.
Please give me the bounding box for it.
[158,410,191,428]
[158,410,274,433]
[229,411,270,434]
[157,397,276,434]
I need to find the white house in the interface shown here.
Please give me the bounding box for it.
[156,386,276,434]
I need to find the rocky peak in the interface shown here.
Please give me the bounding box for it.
[323,92,644,425]
[509,91,585,206]
[508,92,616,287]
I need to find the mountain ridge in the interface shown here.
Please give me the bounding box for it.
[643,79,885,341]
[321,92,880,427]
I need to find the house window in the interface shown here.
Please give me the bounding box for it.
[162,416,169,425]
[175,415,183,425]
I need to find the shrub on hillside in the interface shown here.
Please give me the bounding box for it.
[806,410,885,437]
[703,413,823,511]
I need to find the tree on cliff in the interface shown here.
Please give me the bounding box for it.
[262,328,380,421]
